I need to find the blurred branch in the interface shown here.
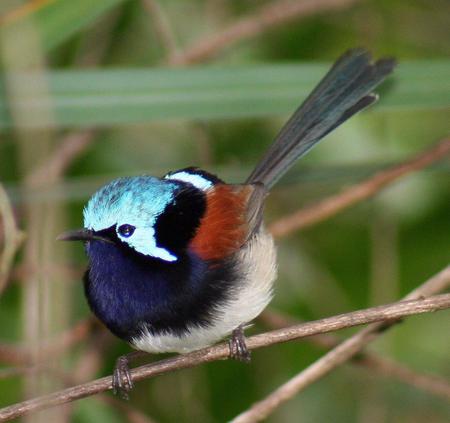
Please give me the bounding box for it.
[142,0,178,58]
[0,286,449,421]
[169,0,359,65]
[10,262,83,285]
[270,137,450,238]
[0,0,126,52]
[0,0,54,25]
[97,395,158,423]
[260,310,450,401]
[356,354,450,401]
[25,130,95,188]
[231,265,450,423]
[0,318,95,367]
[0,363,55,380]
[0,183,25,294]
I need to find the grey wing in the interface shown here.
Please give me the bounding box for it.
[244,182,269,241]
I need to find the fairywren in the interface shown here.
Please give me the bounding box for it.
[58,49,395,397]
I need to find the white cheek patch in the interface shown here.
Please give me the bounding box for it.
[165,171,213,191]
[119,227,177,262]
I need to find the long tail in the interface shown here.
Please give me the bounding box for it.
[246,49,396,188]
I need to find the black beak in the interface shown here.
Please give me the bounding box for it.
[56,228,113,243]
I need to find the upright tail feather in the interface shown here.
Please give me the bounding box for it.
[246,49,396,188]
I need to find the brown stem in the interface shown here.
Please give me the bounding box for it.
[356,355,450,401]
[269,138,450,238]
[142,0,179,58]
[260,310,450,401]
[169,0,359,65]
[25,130,95,188]
[96,395,158,423]
[0,317,95,367]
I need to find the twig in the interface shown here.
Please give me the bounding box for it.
[169,0,359,65]
[71,330,113,385]
[25,130,95,188]
[269,138,450,238]
[0,0,54,25]
[231,265,450,423]
[97,395,158,423]
[142,0,179,58]
[0,291,449,421]
[0,318,95,366]
[356,354,450,401]
[10,262,84,285]
[260,310,450,401]
[0,183,25,294]
[0,366,36,380]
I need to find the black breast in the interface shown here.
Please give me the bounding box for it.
[84,239,237,342]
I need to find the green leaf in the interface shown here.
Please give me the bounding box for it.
[1,0,125,52]
[0,61,449,129]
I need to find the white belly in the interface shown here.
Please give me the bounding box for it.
[131,230,277,353]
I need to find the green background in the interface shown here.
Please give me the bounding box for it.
[0,0,449,422]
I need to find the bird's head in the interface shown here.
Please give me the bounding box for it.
[58,172,211,262]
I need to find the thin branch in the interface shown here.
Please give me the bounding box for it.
[71,330,113,385]
[25,130,95,188]
[0,366,37,380]
[10,262,83,285]
[169,0,359,65]
[0,291,449,421]
[356,354,450,401]
[260,310,450,401]
[269,138,450,238]
[142,0,179,58]
[97,395,158,423]
[0,318,95,366]
[0,183,25,294]
[231,265,450,423]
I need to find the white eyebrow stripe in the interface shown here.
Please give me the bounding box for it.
[165,171,213,191]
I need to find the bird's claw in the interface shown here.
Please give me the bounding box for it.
[112,355,134,400]
[229,326,251,363]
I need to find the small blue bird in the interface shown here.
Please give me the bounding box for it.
[58,49,395,397]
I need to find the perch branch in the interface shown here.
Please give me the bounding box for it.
[231,265,450,423]
[0,289,449,421]
[270,137,450,237]
[169,0,359,65]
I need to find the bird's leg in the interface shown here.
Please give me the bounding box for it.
[228,325,251,363]
[112,350,149,399]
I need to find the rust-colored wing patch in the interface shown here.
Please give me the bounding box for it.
[190,184,263,261]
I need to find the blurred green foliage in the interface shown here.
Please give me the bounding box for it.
[0,0,449,422]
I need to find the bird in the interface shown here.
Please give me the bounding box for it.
[58,48,395,398]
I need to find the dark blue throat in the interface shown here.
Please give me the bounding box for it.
[84,240,235,342]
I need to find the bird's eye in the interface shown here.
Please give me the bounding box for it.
[118,224,135,238]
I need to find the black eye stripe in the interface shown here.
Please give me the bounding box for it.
[118,224,135,238]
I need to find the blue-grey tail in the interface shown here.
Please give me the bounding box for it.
[246,48,396,188]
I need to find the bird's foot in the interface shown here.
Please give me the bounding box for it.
[112,350,150,399]
[113,355,134,400]
[229,325,251,363]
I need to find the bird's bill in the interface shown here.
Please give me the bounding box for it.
[56,228,113,243]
